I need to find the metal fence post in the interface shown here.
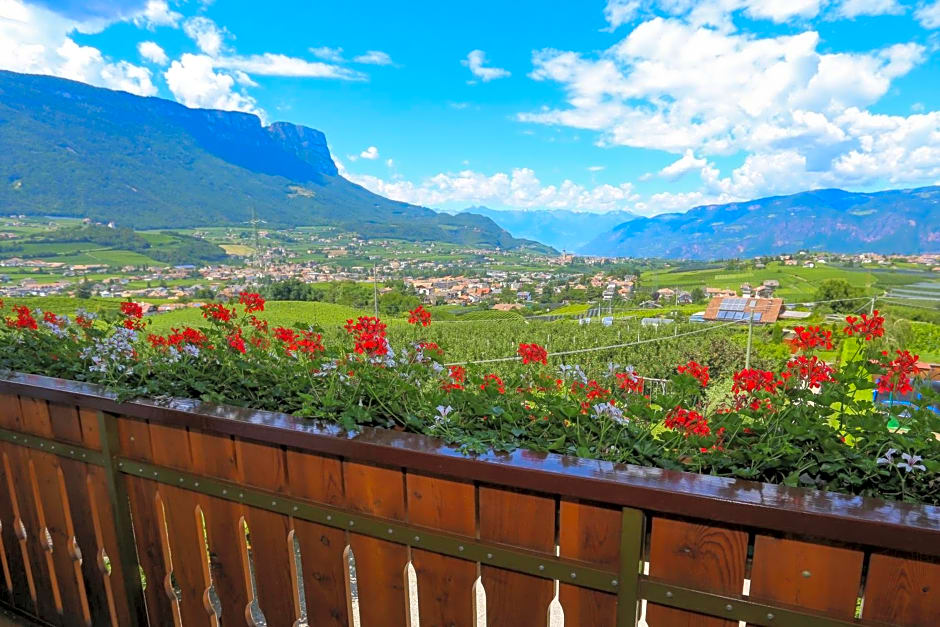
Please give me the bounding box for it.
[616,507,645,627]
[97,411,149,625]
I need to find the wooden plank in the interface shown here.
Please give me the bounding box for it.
[0,393,23,431]
[148,422,214,626]
[4,397,61,625]
[119,418,178,626]
[344,461,408,627]
[46,404,83,447]
[407,473,477,627]
[285,449,349,627]
[864,554,940,625]
[749,536,863,620]
[645,518,747,627]
[189,430,252,627]
[77,408,101,451]
[47,405,111,627]
[558,500,620,627]
[479,486,555,627]
[28,451,90,626]
[0,445,35,613]
[235,438,298,627]
[85,464,131,627]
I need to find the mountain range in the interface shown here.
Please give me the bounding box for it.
[456,206,637,252]
[0,70,547,251]
[584,187,939,259]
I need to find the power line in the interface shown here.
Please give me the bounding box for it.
[444,320,740,366]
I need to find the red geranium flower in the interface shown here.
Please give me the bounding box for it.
[442,365,466,391]
[732,368,784,396]
[238,292,265,314]
[480,373,506,394]
[788,325,833,353]
[227,330,246,354]
[273,326,324,356]
[518,343,548,365]
[6,305,37,330]
[785,355,836,389]
[408,305,431,327]
[843,310,884,341]
[615,372,644,394]
[664,406,710,437]
[677,360,709,387]
[345,316,389,356]
[202,303,234,323]
[877,349,919,396]
[120,301,143,319]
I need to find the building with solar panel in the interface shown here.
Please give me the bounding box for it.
[703,296,785,324]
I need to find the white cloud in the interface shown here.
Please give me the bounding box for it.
[836,0,904,18]
[603,0,641,31]
[341,165,639,213]
[386,158,394,167]
[658,149,707,179]
[916,1,940,28]
[588,165,606,171]
[182,16,226,56]
[214,53,365,79]
[0,0,156,96]
[360,146,379,159]
[353,50,393,65]
[309,46,345,62]
[137,40,167,65]
[132,0,181,30]
[462,49,510,82]
[164,53,262,117]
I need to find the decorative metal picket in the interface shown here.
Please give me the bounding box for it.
[0,372,936,626]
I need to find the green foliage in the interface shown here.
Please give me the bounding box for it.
[814,279,866,312]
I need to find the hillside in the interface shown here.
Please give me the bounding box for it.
[0,71,547,251]
[585,187,940,259]
[457,206,637,251]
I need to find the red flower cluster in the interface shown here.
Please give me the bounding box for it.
[416,341,443,356]
[43,311,63,327]
[732,368,784,396]
[664,406,710,437]
[75,314,94,329]
[248,315,269,333]
[877,349,919,396]
[408,305,431,327]
[677,360,709,387]
[202,303,234,323]
[147,327,208,350]
[844,310,884,341]
[480,373,506,394]
[518,343,548,365]
[585,380,611,402]
[615,372,644,394]
[6,305,37,330]
[788,325,833,353]
[238,292,265,314]
[273,327,325,356]
[784,355,836,389]
[227,330,246,354]
[120,301,145,330]
[344,316,388,356]
[442,365,466,391]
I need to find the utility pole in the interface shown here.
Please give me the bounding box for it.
[745,312,754,370]
[870,296,875,315]
[373,264,379,316]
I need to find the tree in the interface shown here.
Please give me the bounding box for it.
[75,280,92,299]
[690,287,705,303]
[814,279,865,313]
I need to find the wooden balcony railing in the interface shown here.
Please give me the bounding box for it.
[0,372,936,626]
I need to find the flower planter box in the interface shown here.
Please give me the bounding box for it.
[0,372,937,626]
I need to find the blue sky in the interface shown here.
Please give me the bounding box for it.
[2,0,940,215]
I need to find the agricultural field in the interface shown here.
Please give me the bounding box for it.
[641,261,930,302]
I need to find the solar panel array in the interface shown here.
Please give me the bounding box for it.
[715,310,762,321]
[720,297,748,311]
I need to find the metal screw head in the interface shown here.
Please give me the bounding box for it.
[348,521,355,527]
[293,506,298,512]
[271,501,277,506]
[222,489,227,495]
[117,462,124,468]
[801,570,811,578]
[39,443,44,447]
[153,472,158,477]
[194,482,200,487]
[766,613,775,621]
[486,553,493,559]
[239,492,244,498]
[414,536,420,542]
[611,579,618,586]
[458,545,464,552]
[665,591,673,599]
[69,450,75,455]
[178,478,184,483]
[387,528,394,535]
[538,565,545,571]
[570,573,577,579]
[326,515,332,521]
[725,604,733,612]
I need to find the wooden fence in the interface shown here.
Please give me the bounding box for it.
[0,372,937,627]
